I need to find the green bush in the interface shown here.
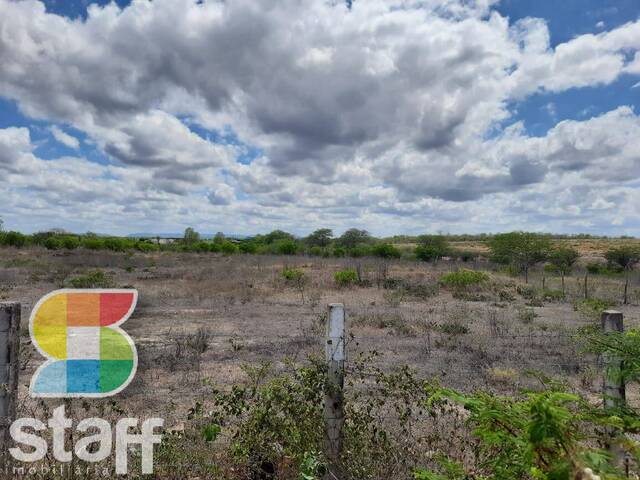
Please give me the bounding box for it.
[211,356,429,480]
[274,239,299,255]
[586,262,622,275]
[453,249,478,262]
[103,237,132,251]
[282,268,304,282]
[371,243,401,259]
[332,246,346,257]
[420,387,626,480]
[220,240,239,255]
[414,235,449,262]
[574,298,615,319]
[0,231,27,248]
[308,246,323,256]
[440,270,489,289]
[81,237,105,250]
[135,240,158,252]
[238,241,257,254]
[335,269,358,287]
[348,246,370,257]
[542,289,565,302]
[44,236,63,250]
[68,269,114,288]
[61,236,80,250]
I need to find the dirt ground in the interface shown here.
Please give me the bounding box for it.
[2,248,639,416]
[1,247,639,477]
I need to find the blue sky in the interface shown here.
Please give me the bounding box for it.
[0,0,639,236]
[496,0,640,137]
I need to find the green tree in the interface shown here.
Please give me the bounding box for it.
[183,227,200,245]
[605,246,640,304]
[262,230,295,244]
[305,228,333,248]
[414,235,449,262]
[549,246,580,295]
[371,242,401,259]
[337,228,371,249]
[489,232,552,283]
[0,231,27,248]
[213,232,226,244]
[275,239,299,255]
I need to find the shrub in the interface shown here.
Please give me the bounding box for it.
[437,321,469,335]
[308,246,324,256]
[0,231,27,248]
[44,236,63,250]
[220,240,239,255]
[274,239,299,255]
[605,245,640,271]
[420,387,628,480]
[332,246,346,257]
[486,367,519,384]
[371,243,401,259]
[348,246,370,257]
[68,269,114,288]
[586,262,622,275]
[574,298,615,319]
[440,269,489,289]
[103,237,132,251]
[542,289,565,302]
[454,249,478,262]
[61,236,80,250]
[517,306,537,324]
[282,268,304,282]
[81,237,105,250]
[212,356,429,480]
[335,269,358,287]
[415,235,449,262]
[135,240,158,252]
[516,283,537,299]
[211,362,325,476]
[238,241,258,254]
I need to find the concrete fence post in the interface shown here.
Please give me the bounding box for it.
[0,302,20,459]
[601,310,627,473]
[325,303,345,478]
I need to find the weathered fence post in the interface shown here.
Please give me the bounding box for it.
[0,303,20,459]
[325,303,345,478]
[584,272,589,299]
[601,310,626,472]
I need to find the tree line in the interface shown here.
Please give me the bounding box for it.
[1,227,639,299]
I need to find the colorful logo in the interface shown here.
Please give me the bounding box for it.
[29,289,138,398]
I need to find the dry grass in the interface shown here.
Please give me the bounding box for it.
[1,246,640,478]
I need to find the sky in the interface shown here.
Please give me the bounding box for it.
[0,0,639,237]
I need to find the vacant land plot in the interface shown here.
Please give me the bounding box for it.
[1,247,639,478]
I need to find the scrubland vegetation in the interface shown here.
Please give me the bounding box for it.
[1,225,640,479]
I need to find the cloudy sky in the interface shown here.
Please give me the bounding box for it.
[0,0,639,236]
